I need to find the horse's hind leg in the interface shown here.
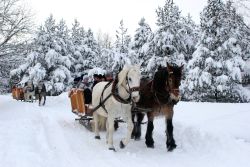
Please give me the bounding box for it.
[38,95,41,106]
[43,96,46,105]
[93,112,100,139]
[165,106,177,151]
[145,112,154,148]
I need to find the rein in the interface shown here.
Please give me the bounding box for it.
[111,75,131,104]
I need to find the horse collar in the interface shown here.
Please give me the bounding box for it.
[111,75,131,104]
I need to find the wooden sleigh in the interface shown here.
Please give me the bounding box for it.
[68,88,122,131]
[12,87,25,101]
[68,88,107,131]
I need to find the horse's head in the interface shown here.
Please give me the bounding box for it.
[166,63,183,104]
[118,65,141,102]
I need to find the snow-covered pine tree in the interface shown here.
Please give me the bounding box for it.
[82,29,100,70]
[183,0,248,102]
[146,0,197,76]
[11,15,72,95]
[153,0,185,66]
[70,19,93,77]
[113,20,132,72]
[132,18,153,74]
[181,14,200,62]
[95,31,114,71]
[115,20,131,54]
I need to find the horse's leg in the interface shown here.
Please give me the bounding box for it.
[145,112,154,148]
[134,113,144,140]
[38,94,41,106]
[131,113,136,139]
[43,95,46,105]
[107,116,115,151]
[165,106,177,151]
[31,95,33,102]
[93,112,100,139]
[120,111,134,149]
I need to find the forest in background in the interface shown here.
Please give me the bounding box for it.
[1,0,250,102]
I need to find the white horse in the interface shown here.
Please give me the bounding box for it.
[24,81,35,102]
[92,65,141,151]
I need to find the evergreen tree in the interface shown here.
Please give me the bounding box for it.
[115,20,131,54]
[132,18,153,73]
[145,0,198,77]
[183,0,248,102]
[11,15,72,95]
[181,14,200,62]
[113,20,132,72]
[83,29,100,70]
[154,0,185,65]
[147,0,198,75]
[70,19,88,77]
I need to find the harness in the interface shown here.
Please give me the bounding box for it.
[92,71,140,113]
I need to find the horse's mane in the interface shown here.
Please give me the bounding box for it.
[151,66,173,104]
[153,67,168,92]
[171,65,182,79]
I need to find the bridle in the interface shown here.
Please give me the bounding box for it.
[167,70,180,96]
[152,68,180,105]
[112,69,140,104]
[124,75,140,94]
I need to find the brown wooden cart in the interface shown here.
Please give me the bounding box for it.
[68,88,107,131]
[68,88,123,132]
[12,86,24,101]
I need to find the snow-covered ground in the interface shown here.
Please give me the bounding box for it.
[0,93,250,167]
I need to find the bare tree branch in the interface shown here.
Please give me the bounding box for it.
[0,0,33,54]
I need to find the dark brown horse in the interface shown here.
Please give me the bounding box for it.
[132,63,183,151]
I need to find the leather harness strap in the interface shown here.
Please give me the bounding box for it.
[92,71,139,113]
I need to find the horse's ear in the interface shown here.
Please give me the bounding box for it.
[118,65,123,73]
[158,65,162,70]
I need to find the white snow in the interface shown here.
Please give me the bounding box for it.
[0,93,250,167]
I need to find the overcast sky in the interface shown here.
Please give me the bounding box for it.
[24,0,210,37]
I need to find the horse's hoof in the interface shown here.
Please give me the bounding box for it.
[146,140,154,148]
[167,144,177,152]
[95,136,101,139]
[120,141,125,149]
[146,144,154,148]
[134,136,141,141]
[109,147,116,152]
[167,139,177,151]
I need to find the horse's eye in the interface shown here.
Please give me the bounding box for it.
[129,77,132,82]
